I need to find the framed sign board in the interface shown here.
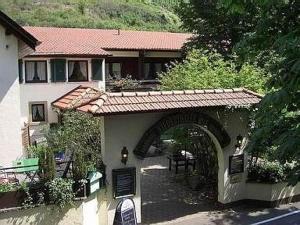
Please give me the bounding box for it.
[229,154,244,175]
[113,198,137,225]
[112,167,136,199]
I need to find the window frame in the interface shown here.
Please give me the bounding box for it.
[25,60,48,83]
[67,60,89,82]
[29,102,48,124]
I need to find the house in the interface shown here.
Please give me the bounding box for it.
[0,11,38,166]
[19,26,192,142]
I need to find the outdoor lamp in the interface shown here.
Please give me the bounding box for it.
[235,135,243,148]
[121,147,129,165]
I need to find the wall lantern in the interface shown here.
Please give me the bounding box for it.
[121,147,129,165]
[235,135,243,148]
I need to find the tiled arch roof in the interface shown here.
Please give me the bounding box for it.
[52,86,262,116]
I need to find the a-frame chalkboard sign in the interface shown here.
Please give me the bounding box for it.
[113,198,137,225]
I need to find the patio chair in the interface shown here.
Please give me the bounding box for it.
[12,158,39,182]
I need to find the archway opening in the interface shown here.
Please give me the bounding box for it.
[141,123,221,224]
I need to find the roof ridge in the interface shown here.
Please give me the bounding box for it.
[24,26,193,35]
[241,88,264,98]
[107,88,253,97]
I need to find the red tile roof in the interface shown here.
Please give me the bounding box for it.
[52,86,262,116]
[24,27,192,57]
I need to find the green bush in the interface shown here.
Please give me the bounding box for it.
[159,50,267,93]
[46,178,74,208]
[247,161,293,183]
[0,183,17,193]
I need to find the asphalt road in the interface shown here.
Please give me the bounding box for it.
[251,210,300,225]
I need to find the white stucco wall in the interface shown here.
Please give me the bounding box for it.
[20,58,106,124]
[19,57,106,140]
[0,24,23,166]
[246,182,300,202]
[0,191,106,225]
[102,108,250,225]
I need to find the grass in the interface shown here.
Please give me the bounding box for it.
[0,0,182,32]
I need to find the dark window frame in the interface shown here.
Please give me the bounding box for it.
[68,60,89,82]
[25,60,48,83]
[31,103,46,122]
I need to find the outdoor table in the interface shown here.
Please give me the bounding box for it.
[0,164,39,183]
[167,155,196,174]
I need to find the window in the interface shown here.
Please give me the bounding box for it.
[105,63,122,80]
[68,61,88,82]
[25,61,47,83]
[30,103,46,123]
[144,63,162,80]
[51,59,66,82]
[92,59,103,81]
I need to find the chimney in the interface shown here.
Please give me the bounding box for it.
[117,28,120,35]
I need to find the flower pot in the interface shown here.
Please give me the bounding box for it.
[73,180,88,198]
[0,190,25,209]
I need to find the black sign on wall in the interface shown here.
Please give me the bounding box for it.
[113,198,137,225]
[229,154,244,175]
[112,167,136,199]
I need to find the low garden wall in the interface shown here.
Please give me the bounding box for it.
[246,182,300,206]
[0,190,108,225]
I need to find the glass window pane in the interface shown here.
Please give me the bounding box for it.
[68,61,88,82]
[105,63,110,80]
[25,62,35,81]
[143,63,150,80]
[155,63,162,75]
[31,104,45,122]
[25,61,47,83]
[112,63,121,79]
[37,62,46,81]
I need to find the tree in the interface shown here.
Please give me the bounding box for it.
[159,49,266,93]
[177,0,258,54]
[220,0,300,182]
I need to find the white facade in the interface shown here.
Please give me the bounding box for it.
[0,24,23,166]
[101,109,250,225]
[19,57,106,140]
[19,50,182,142]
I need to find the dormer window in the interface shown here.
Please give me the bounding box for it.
[68,61,88,82]
[25,61,47,83]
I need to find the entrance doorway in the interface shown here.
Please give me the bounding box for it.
[141,124,220,224]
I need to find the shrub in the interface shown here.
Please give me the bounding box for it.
[27,145,56,182]
[247,161,293,183]
[159,49,267,93]
[46,178,74,208]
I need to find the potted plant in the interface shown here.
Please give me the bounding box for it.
[112,75,138,92]
[0,183,26,209]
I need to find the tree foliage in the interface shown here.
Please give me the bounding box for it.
[0,0,181,32]
[160,50,267,93]
[220,0,300,182]
[177,0,257,54]
[46,111,104,179]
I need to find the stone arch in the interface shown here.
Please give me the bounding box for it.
[133,111,231,159]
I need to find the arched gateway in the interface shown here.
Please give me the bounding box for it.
[52,86,262,225]
[133,111,231,159]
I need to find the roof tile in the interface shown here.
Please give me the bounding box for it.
[52,86,262,115]
[24,26,192,56]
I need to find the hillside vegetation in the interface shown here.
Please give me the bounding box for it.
[0,0,182,32]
